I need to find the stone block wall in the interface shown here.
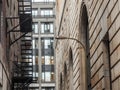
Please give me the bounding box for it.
[56,0,120,90]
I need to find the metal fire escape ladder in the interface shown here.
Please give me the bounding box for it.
[12,0,33,90]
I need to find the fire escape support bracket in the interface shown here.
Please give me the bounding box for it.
[6,16,32,47]
[10,32,28,46]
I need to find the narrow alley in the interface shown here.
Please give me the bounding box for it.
[0,0,120,90]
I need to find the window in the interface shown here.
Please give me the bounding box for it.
[41,38,53,50]
[32,0,55,3]
[33,38,38,49]
[32,22,39,33]
[42,72,54,82]
[41,38,54,56]
[32,9,38,16]
[69,48,73,90]
[41,22,54,33]
[80,4,91,90]
[60,73,62,90]
[41,38,55,82]
[64,63,67,90]
[0,84,2,90]
[6,0,9,7]
[32,0,43,2]
[102,33,111,89]
[41,9,53,17]
[42,87,55,90]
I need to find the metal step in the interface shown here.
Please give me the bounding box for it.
[19,5,31,7]
[21,53,33,55]
[22,57,32,59]
[21,40,32,41]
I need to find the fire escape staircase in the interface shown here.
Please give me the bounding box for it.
[6,0,33,89]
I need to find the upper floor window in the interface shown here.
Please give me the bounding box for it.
[32,9,38,16]
[32,0,55,2]
[41,9,53,17]
[32,0,42,2]
[41,22,54,33]
[32,22,39,34]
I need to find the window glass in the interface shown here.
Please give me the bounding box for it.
[32,0,43,2]
[32,9,38,16]
[41,38,54,82]
[44,39,50,49]
[32,22,38,33]
[32,0,55,2]
[41,9,53,17]
[41,22,54,33]
[42,72,45,81]
[45,56,50,65]
[45,72,51,81]
[42,72,55,82]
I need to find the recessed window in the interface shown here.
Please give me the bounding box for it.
[81,5,91,90]
[41,22,54,33]
[6,0,9,7]
[42,87,55,90]
[41,38,54,82]
[69,48,73,90]
[0,86,2,90]
[32,0,55,3]
[32,22,39,33]
[102,33,111,89]
[41,9,53,17]
[42,72,54,82]
[32,9,38,16]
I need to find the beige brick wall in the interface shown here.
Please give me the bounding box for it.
[56,0,120,90]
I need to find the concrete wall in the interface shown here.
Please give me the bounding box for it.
[56,0,120,90]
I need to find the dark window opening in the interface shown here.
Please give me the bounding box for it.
[64,63,67,90]
[81,5,91,90]
[69,48,73,90]
[60,73,62,90]
[102,32,112,90]
[6,0,9,7]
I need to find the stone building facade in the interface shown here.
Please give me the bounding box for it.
[0,0,20,89]
[55,0,120,90]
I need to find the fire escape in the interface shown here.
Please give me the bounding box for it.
[6,0,33,89]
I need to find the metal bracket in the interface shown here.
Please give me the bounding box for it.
[6,17,31,47]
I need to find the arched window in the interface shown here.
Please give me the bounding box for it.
[64,63,67,90]
[69,48,73,90]
[80,4,91,90]
[60,73,62,90]
[102,33,111,90]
